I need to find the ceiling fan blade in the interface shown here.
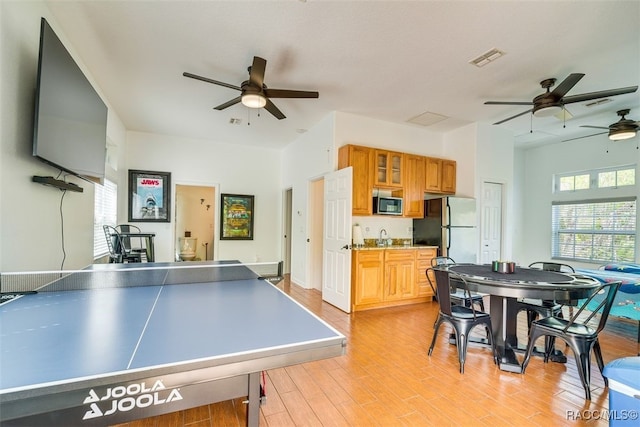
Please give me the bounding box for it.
[562,86,638,105]
[214,96,242,110]
[551,73,585,98]
[264,88,319,99]
[484,101,533,106]
[562,131,607,142]
[249,56,267,88]
[264,99,286,120]
[183,72,241,91]
[580,125,609,130]
[493,108,533,125]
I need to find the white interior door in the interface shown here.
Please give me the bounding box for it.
[322,167,352,313]
[480,182,503,263]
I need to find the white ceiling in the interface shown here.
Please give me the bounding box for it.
[47,0,640,150]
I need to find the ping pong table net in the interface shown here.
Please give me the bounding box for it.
[0,261,283,297]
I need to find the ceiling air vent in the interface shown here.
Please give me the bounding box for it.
[407,111,448,127]
[584,98,612,108]
[469,48,505,67]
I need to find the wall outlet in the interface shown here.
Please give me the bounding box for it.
[407,226,413,232]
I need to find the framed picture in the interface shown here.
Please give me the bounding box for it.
[128,170,171,222]
[220,194,254,240]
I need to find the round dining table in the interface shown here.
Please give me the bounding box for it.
[438,263,601,373]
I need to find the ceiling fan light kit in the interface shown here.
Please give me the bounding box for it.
[609,128,636,141]
[241,93,267,109]
[533,105,563,117]
[564,109,640,143]
[183,56,318,120]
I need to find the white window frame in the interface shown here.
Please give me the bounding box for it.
[554,164,635,193]
[551,197,636,263]
[94,179,118,258]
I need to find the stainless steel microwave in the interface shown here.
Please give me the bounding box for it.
[373,196,403,215]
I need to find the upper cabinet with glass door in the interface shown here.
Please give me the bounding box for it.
[374,150,403,188]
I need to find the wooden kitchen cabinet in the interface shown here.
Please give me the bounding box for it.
[425,157,457,194]
[384,251,416,300]
[338,144,374,215]
[374,150,403,188]
[402,154,425,218]
[351,250,384,307]
[441,160,457,194]
[424,157,442,193]
[351,248,435,311]
[416,248,437,297]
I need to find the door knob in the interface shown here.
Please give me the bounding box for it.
[341,244,350,250]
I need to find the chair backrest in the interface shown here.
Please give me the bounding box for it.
[103,225,121,258]
[116,224,143,251]
[433,268,479,319]
[528,261,575,273]
[431,256,456,268]
[565,281,622,334]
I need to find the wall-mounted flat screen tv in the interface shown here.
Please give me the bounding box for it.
[32,18,107,184]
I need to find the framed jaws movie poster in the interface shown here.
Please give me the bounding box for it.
[128,170,171,222]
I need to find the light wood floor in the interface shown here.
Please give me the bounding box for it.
[114,275,639,427]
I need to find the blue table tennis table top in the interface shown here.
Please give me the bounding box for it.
[0,261,346,425]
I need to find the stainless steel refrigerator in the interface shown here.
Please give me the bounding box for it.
[413,197,478,263]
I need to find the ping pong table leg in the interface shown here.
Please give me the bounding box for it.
[246,371,260,426]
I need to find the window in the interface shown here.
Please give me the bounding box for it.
[555,165,635,192]
[94,179,117,258]
[551,198,636,263]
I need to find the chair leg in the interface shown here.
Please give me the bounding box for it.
[428,317,443,356]
[457,331,467,374]
[593,340,607,387]
[543,336,556,363]
[522,327,543,373]
[566,340,594,400]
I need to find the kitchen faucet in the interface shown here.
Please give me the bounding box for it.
[378,228,387,246]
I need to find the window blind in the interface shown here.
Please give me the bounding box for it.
[551,197,636,263]
[93,179,117,258]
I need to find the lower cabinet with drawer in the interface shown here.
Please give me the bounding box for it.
[351,248,436,311]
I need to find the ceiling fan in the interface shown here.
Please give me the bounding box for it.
[183,56,319,120]
[485,73,638,125]
[563,109,639,142]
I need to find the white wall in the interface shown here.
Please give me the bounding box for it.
[126,131,282,264]
[0,1,127,271]
[282,113,336,285]
[334,112,445,156]
[518,135,640,267]
[442,123,477,198]
[442,123,515,261]
[476,123,515,259]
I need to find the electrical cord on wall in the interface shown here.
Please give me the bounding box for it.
[59,188,68,271]
[55,170,69,271]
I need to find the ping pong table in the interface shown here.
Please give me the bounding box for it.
[0,261,346,426]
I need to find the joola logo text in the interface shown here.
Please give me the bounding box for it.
[82,380,183,420]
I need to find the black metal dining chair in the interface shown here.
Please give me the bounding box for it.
[103,225,141,263]
[428,256,485,311]
[517,262,575,361]
[521,280,622,400]
[116,224,147,262]
[428,268,497,373]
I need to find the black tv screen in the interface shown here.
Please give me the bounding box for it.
[32,18,107,184]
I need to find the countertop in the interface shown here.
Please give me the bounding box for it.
[352,245,438,251]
